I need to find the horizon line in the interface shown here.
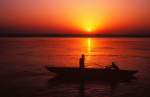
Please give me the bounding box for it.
[0,33,150,38]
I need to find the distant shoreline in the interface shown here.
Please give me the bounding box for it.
[0,34,150,38]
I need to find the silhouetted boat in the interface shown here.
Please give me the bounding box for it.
[46,67,137,80]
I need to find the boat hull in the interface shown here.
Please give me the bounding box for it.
[46,67,137,80]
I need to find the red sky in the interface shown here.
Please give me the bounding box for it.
[0,0,150,35]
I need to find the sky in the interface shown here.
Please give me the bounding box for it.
[0,0,150,35]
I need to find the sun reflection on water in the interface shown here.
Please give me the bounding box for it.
[86,38,92,67]
[87,38,91,52]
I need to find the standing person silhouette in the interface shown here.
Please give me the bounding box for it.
[79,54,85,70]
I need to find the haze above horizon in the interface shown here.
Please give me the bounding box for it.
[0,0,150,36]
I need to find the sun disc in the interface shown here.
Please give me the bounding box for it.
[87,28,92,32]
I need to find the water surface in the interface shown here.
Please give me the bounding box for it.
[0,37,150,97]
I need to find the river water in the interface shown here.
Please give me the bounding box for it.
[0,37,150,97]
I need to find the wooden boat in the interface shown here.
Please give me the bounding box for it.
[46,66,137,79]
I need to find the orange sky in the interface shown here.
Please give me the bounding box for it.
[0,0,150,35]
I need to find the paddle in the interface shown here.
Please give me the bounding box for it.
[94,63,104,68]
[86,63,104,68]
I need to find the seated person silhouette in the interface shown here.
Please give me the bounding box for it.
[111,62,119,70]
[105,62,120,70]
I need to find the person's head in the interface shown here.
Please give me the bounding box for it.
[81,54,85,58]
[112,62,115,65]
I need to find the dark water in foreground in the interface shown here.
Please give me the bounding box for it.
[0,37,150,97]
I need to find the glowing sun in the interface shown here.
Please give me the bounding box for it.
[87,28,92,32]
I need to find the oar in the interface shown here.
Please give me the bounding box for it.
[94,63,103,68]
[87,63,103,68]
